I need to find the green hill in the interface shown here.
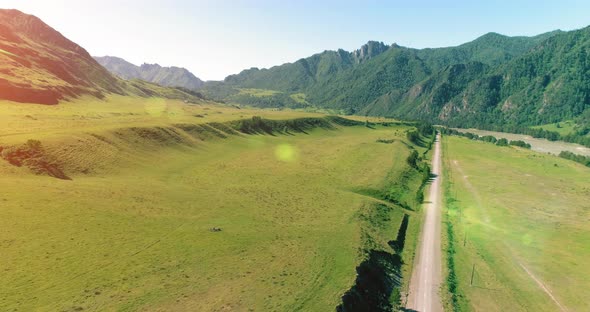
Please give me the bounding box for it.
[203,28,590,131]
[379,27,590,129]
[416,31,562,69]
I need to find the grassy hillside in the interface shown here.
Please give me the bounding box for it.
[532,120,578,136]
[0,9,124,104]
[441,135,590,311]
[0,9,204,105]
[0,95,315,142]
[0,97,431,311]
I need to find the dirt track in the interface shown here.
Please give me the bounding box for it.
[406,133,443,312]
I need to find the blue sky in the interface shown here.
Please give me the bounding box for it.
[3,0,590,80]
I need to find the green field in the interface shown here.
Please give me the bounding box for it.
[0,97,428,311]
[531,120,578,136]
[289,93,309,104]
[441,135,590,311]
[237,88,282,97]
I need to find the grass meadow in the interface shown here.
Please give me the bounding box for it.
[441,135,590,311]
[0,96,422,311]
[532,120,578,136]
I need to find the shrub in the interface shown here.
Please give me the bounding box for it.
[407,150,419,168]
[509,140,531,149]
[559,151,590,167]
[406,130,421,145]
[496,138,509,146]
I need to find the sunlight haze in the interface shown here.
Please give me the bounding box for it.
[3,0,590,80]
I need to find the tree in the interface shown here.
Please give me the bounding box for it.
[406,130,421,145]
[407,150,419,168]
[509,140,531,149]
[496,138,509,146]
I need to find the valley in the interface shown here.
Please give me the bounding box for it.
[0,97,431,311]
[1,5,590,312]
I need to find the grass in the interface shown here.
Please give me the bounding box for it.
[0,95,326,144]
[441,135,590,311]
[289,93,309,104]
[237,88,282,97]
[0,97,420,311]
[234,89,309,105]
[531,120,577,136]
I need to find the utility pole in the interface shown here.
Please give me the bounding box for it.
[463,231,467,247]
[470,263,476,286]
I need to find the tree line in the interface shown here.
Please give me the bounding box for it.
[440,128,531,149]
[558,151,590,167]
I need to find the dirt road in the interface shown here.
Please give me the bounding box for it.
[406,133,443,312]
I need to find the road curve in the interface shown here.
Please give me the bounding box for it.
[406,133,443,312]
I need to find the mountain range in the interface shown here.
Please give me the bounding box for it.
[94,56,204,90]
[0,9,201,104]
[0,8,588,133]
[203,28,589,130]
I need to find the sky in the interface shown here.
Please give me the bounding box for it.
[2,0,590,80]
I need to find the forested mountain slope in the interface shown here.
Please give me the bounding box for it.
[372,27,590,128]
[203,28,589,131]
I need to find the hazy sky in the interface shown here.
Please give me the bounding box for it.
[3,0,590,80]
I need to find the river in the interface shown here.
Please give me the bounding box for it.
[454,128,590,157]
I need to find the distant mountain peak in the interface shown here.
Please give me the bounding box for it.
[95,56,204,90]
[352,41,389,63]
[481,31,505,37]
[0,9,84,55]
[141,63,162,68]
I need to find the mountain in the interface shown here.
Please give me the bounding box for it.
[203,28,590,129]
[415,31,563,70]
[92,56,140,80]
[0,9,202,105]
[220,41,391,92]
[305,45,431,113]
[370,27,590,128]
[0,9,125,104]
[217,32,559,97]
[94,56,204,90]
[363,62,490,118]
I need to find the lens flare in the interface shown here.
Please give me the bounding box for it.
[275,144,297,162]
[522,233,533,245]
[145,99,167,117]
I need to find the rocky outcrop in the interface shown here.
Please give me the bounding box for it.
[94,56,204,90]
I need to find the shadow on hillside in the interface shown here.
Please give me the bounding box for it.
[337,213,411,311]
[337,250,403,312]
[353,188,415,212]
